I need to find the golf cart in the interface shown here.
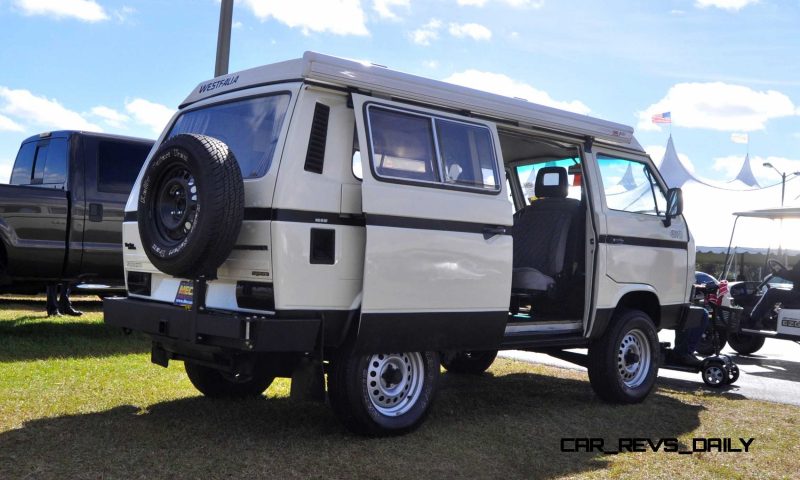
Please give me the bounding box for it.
[718,207,800,354]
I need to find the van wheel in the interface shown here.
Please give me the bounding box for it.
[328,344,439,436]
[441,350,498,374]
[184,362,274,398]
[727,333,765,355]
[138,134,244,278]
[588,309,659,404]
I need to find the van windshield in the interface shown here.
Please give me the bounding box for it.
[168,94,290,178]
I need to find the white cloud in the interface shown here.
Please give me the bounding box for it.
[0,160,12,184]
[14,0,109,22]
[0,113,24,132]
[125,98,175,135]
[423,60,439,69]
[0,86,102,131]
[444,70,591,115]
[112,5,136,23]
[645,144,696,173]
[637,82,797,132]
[695,0,758,11]
[457,0,544,7]
[240,0,368,36]
[91,105,130,129]
[410,19,441,46]
[448,23,492,41]
[233,21,243,29]
[372,0,409,20]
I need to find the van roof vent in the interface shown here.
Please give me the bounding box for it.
[304,102,330,174]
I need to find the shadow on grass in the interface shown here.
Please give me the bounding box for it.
[0,314,148,362]
[0,370,705,479]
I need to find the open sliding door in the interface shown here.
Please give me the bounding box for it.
[351,93,512,353]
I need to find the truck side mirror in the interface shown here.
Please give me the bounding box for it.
[663,187,683,227]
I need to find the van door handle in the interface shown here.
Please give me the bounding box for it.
[610,237,624,244]
[483,226,507,240]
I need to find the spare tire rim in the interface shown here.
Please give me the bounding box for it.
[154,165,199,245]
[617,328,651,388]
[366,352,424,417]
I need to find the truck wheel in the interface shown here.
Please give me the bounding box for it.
[727,333,765,355]
[588,309,659,404]
[184,362,274,398]
[138,134,244,278]
[441,350,498,374]
[328,344,439,436]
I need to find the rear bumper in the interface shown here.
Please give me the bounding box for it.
[103,297,320,352]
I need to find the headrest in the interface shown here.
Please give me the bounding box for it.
[535,166,569,198]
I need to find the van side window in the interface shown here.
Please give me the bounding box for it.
[10,142,36,185]
[368,107,438,182]
[436,119,498,190]
[597,154,667,216]
[365,105,500,192]
[97,141,151,194]
[352,126,362,180]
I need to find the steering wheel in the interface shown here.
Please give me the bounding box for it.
[768,258,788,276]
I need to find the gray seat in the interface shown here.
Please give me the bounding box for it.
[511,166,582,293]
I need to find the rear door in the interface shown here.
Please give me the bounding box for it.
[592,150,689,311]
[80,137,151,282]
[351,94,512,352]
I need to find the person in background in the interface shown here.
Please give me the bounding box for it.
[45,282,82,317]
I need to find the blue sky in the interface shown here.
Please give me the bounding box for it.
[1,0,799,190]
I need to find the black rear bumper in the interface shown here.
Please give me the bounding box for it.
[103,297,321,352]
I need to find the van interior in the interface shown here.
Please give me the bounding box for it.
[498,129,587,331]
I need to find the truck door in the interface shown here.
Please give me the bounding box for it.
[3,137,69,280]
[592,150,689,312]
[79,136,151,283]
[351,94,513,353]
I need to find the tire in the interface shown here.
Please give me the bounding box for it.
[441,350,498,374]
[588,309,659,404]
[727,333,765,355]
[138,134,244,278]
[701,360,726,387]
[184,362,274,398]
[695,326,727,356]
[328,344,440,436]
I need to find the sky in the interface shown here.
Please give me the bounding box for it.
[1,0,799,246]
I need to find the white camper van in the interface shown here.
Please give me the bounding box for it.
[105,52,695,435]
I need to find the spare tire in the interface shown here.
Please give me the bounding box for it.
[138,134,244,278]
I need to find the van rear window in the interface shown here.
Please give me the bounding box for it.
[168,94,290,179]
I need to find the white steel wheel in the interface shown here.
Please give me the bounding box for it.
[588,309,659,404]
[328,344,440,437]
[366,353,425,417]
[616,329,652,389]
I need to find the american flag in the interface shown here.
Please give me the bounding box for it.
[651,112,672,124]
[707,280,728,306]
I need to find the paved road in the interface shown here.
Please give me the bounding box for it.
[502,331,800,406]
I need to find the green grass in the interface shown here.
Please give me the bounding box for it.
[1,296,799,479]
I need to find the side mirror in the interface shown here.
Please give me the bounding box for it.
[663,187,683,227]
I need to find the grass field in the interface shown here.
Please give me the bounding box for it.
[1,296,799,479]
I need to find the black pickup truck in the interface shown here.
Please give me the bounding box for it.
[0,131,153,293]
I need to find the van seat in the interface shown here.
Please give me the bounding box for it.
[511,166,581,293]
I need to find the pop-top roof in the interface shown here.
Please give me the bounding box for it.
[181,52,637,146]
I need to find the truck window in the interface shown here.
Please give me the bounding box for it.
[10,142,36,185]
[597,154,667,216]
[41,138,68,185]
[97,141,151,194]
